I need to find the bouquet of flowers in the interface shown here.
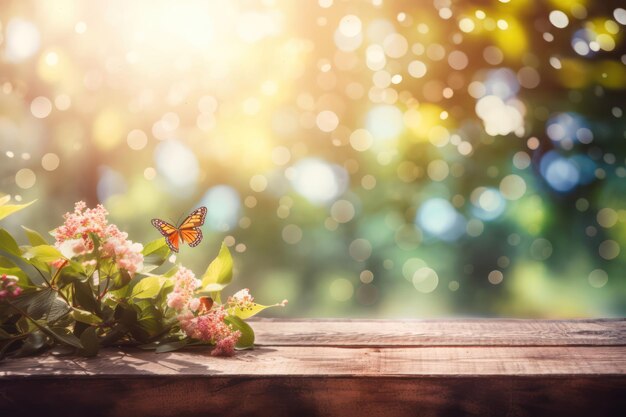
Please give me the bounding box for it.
[0,197,286,359]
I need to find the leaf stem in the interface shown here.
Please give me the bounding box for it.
[33,265,53,289]
[39,261,71,305]
[50,259,69,286]
[4,332,30,342]
[98,275,111,301]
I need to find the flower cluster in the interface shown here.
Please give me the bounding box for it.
[227,288,255,310]
[166,266,199,311]
[177,308,241,356]
[53,201,143,275]
[100,235,144,275]
[0,274,22,300]
[168,267,241,356]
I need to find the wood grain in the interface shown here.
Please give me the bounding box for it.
[1,376,624,417]
[250,318,626,346]
[1,319,624,417]
[2,345,626,376]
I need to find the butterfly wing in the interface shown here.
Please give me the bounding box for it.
[178,206,207,229]
[178,206,207,248]
[180,228,203,247]
[151,218,181,253]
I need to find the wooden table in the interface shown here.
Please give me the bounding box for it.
[1,319,625,416]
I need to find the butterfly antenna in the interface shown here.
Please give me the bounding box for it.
[163,213,179,226]
[173,211,185,227]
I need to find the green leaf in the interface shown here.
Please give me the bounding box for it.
[229,301,287,320]
[109,268,132,291]
[0,199,36,221]
[142,238,170,265]
[11,331,48,357]
[130,276,167,300]
[0,256,33,289]
[162,264,180,278]
[78,327,99,357]
[0,255,19,269]
[200,242,233,292]
[73,281,99,313]
[71,308,103,325]
[22,245,64,263]
[132,300,164,339]
[224,315,254,349]
[107,284,130,302]
[197,283,228,293]
[99,323,128,346]
[0,228,21,257]
[26,258,52,276]
[47,297,70,322]
[48,327,83,349]
[142,238,167,256]
[139,264,159,274]
[56,261,88,286]
[16,316,36,333]
[21,226,48,246]
[20,243,63,275]
[115,304,138,328]
[155,339,189,353]
[136,317,161,339]
[23,289,56,320]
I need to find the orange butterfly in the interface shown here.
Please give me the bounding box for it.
[151,207,207,253]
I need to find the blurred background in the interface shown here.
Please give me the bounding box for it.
[0,0,624,318]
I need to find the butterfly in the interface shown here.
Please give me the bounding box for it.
[151,207,207,253]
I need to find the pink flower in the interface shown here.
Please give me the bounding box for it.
[177,306,241,356]
[53,201,144,276]
[0,274,22,300]
[212,332,240,357]
[167,267,241,355]
[230,288,254,304]
[54,201,109,248]
[168,269,241,356]
[188,297,201,312]
[167,292,188,311]
[166,267,200,312]
[101,234,144,275]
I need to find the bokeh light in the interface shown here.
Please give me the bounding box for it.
[1,0,625,318]
[5,18,40,62]
[201,185,241,232]
[290,158,347,204]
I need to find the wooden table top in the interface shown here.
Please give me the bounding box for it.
[2,318,625,416]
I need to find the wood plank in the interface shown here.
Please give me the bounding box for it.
[2,320,624,416]
[1,376,624,417]
[250,318,626,346]
[2,345,626,376]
